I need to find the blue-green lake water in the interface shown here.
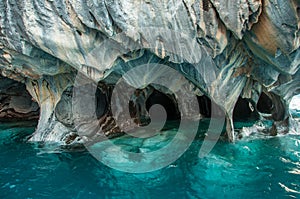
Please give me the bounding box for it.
[1,96,300,198]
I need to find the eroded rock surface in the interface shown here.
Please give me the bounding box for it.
[0,0,299,143]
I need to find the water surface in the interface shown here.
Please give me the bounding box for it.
[1,96,300,198]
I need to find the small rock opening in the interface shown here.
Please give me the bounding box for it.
[197,95,225,118]
[145,89,180,121]
[95,86,109,119]
[197,95,212,118]
[127,86,181,127]
[257,92,273,114]
[233,97,259,122]
[0,77,40,123]
[256,92,286,121]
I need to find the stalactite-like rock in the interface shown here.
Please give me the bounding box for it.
[25,74,76,143]
[0,0,299,143]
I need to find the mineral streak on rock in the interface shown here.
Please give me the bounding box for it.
[0,0,299,144]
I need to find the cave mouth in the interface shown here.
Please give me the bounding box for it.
[257,92,273,115]
[0,77,40,124]
[256,91,286,121]
[233,97,259,122]
[197,95,226,119]
[127,86,181,130]
[95,86,109,119]
[145,89,181,121]
[197,95,213,118]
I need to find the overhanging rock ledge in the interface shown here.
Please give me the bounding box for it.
[0,0,299,143]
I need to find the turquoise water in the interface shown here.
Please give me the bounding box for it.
[0,120,300,198]
[1,96,300,198]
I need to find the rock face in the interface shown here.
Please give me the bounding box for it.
[0,0,299,144]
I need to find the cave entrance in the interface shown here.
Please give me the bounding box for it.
[0,77,40,123]
[256,92,286,121]
[0,76,40,142]
[145,89,181,121]
[257,92,273,115]
[197,95,225,119]
[127,86,181,130]
[233,97,259,122]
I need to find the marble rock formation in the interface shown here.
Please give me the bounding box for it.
[0,0,299,144]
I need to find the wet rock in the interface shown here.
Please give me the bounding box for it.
[0,0,299,143]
